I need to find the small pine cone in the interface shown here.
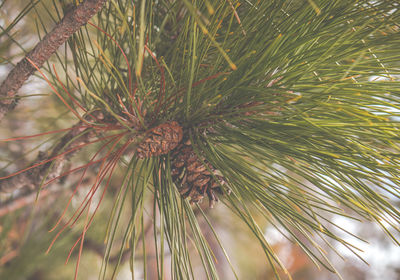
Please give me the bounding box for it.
[171,141,229,208]
[136,121,183,158]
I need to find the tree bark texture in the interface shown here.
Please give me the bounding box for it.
[0,0,108,121]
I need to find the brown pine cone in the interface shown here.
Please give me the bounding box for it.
[136,121,183,158]
[171,141,229,208]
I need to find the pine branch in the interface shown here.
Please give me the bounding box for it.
[0,0,108,121]
[0,122,94,193]
[0,185,62,218]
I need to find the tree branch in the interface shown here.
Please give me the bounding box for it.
[0,186,61,218]
[0,0,108,121]
[0,122,95,193]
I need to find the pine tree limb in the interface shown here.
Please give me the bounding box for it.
[0,186,60,218]
[0,122,94,193]
[0,0,108,121]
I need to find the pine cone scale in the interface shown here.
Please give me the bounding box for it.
[170,141,229,207]
[136,121,183,158]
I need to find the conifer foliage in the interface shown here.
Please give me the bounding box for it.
[1,0,400,279]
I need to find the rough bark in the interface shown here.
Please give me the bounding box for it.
[0,0,108,121]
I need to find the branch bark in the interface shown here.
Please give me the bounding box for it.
[0,122,95,193]
[0,186,61,218]
[0,0,108,121]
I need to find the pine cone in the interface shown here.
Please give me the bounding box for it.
[171,141,229,208]
[136,121,183,158]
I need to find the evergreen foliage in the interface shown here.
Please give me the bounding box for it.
[1,0,400,279]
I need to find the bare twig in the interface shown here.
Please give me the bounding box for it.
[0,249,19,266]
[0,122,95,193]
[0,0,108,121]
[0,188,54,218]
